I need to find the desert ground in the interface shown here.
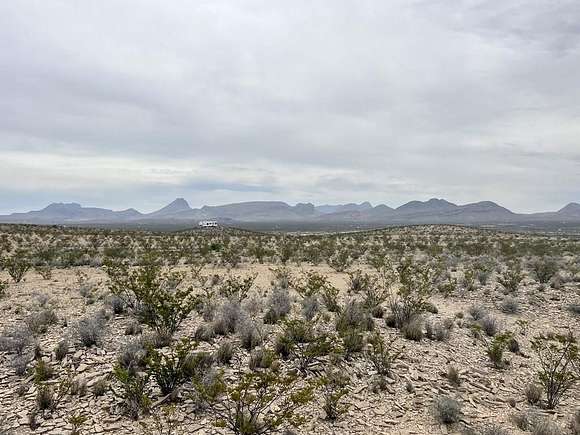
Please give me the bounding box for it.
[0,224,579,435]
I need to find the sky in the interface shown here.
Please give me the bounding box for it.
[1,0,579,214]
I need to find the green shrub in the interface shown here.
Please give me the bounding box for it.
[111,364,151,420]
[318,367,350,421]
[2,252,31,283]
[389,258,434,328]
[147,338,197,396]
[530,257,559,284]
[193,368,314,434]
[275,319,334,374]
[365,332,402,376]
[105,252,199,336]
[531,332,579,409]
[498,264,523,293]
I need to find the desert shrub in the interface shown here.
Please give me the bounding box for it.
[214,341,234,365]
[487,332,512,369]
[35,377,70,412]
[318,367,350,421]
[124,320,143,336]
[107,294,125,314]
[433,396,462,424]
[402,316,424,341]
[69,377,87,396]
[498,264,524,293]
[461,269,477,291]
[531,332,579,409]
[447,366,461,386]
[147,338,197,396]
[194,323,215,343]
[341,329,364,358]
[320,284,340,313]
[328,248,352,272]
[275,319,334,374]
[479,315,500,337]
[105,252,198,336]
[249,347,276,371]
[183,351,214,380]
[365,332,402,376]
[26,308,58,335]
[35,265,52,280]
[92,378,109,397]
[532,418,563,435]
[300,295,319,321]
[335,300,374,334]
[530,257,559,284]
[117,338,149,377]
[111,365,151,420]
[263,287,291,324]
[36,384,56,411]
[11,354,29,376]
[389,258,434,328]
[33,359,54,382]
[238,319,264,351]
[501,296,520,314]
[425,319,453,342]
[0,325,30,354]
[469,305,488,321]
[0,280,7,298]
[512,410,539,431]
[567,303,580,316]
[525,383,543,405]
[2,252,31,283]
[220,274,257,302]
[294,271,330,299]
[54,339,69,361]
[77,314,105,347]
[348,269,394,313]
[193,367,314,435]
[213,299,243,336]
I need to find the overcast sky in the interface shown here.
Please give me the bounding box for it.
[1,0,579,214]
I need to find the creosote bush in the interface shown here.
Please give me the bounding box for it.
[193,367,315,435]
[105,251,199,337]
[531,332,579,409]
[147,338,197,396]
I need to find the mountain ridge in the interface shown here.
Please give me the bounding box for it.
[1,198,579,227]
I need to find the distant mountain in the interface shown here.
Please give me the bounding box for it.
[558,202,580,216]
[147,198,191,217]
[1,197,579,229]
[0,202,142,224]
[396,198,457,214]
[316,202,373,214]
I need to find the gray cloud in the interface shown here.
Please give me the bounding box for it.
[0,0,579,214]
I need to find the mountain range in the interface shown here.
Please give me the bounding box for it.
[1,198,580,230]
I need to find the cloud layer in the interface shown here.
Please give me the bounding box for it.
[1,0,579,213]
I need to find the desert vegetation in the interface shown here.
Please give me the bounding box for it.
[0,223,579,434]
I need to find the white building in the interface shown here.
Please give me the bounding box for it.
[198,220,218,228]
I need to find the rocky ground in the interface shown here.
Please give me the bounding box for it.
[0,225,579,434]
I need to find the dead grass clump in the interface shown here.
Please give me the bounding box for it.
[76,314,105,347]
[501,296,520,314]
[402,316,423,341]
[263,287,291,324]
[26,308,58,335]
[433,396,461,424]
[479,315,500,337]
[525,383,543,405]
[214,341,234,365]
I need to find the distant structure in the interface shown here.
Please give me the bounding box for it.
[198,220,218,228]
